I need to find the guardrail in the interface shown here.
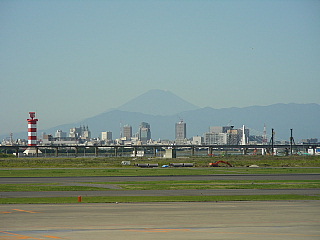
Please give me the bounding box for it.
[0,144,319,157]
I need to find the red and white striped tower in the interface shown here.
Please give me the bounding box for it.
[27,112,38,146]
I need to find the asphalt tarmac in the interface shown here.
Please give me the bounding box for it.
[2,189,320,198]
[2,173,320,184]
[1,174,320,239]
[1,201,320,240]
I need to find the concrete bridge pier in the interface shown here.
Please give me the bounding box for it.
[55,147,58,157]
[154,147,157,157]
[74,147,78,157]
[114,147,118,157]
[208,147,213,156]
[95,147,99,157]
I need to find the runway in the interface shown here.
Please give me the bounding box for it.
[1,189,320,198]
[1,202,320,240]
[2,173,320,183]
[1,174,319,239]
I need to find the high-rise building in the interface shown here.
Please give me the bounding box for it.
[192,136,203,145]
[78,126,91,140]
[139,122,151,143]
[101,131,112,143]
[227,128,239,145]
[210,126,232,134]
[69,127,81,139]
[209,126,223,134]
[204,132,227,145]
[175,120,186,143]
[55,130,67,140]
[123,125,132,140]
[69,125,91,141]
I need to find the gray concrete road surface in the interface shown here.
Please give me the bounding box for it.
[1,201,320,240]
[1,173,320,184]
[1,188,320,198]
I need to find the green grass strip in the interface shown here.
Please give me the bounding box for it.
[0,195,319,204]
[0,183,109,192]
[118,183,320,190]
[1,180,319,192]
[1,155,320,168]
[1,167,320,177]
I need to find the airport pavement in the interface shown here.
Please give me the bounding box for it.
[1,173,320,184]
[1,188,320,198]
[1,201,320,240]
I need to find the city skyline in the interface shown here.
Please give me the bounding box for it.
[0,90,319,142]
[1,1,319,134]
[4,118,318,147]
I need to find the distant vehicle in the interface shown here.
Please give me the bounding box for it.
[209,161,232,167]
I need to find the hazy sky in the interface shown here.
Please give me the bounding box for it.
[1,0,319,135]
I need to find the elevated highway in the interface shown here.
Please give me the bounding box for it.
[1,143,320,157]
[0,144,319,157]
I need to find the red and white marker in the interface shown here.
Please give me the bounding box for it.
[27,112,38,146]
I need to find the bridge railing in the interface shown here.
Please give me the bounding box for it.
[1,144,319,157]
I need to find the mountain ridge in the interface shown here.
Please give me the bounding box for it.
[1,90,319,142]
[38,102,320,142]
[117,89,199,116]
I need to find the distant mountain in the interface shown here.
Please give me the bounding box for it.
[117,89,199,116]
[175,103,320,141]
[38,103,320,142]
[2,90,319,142]
[63,109,178,140]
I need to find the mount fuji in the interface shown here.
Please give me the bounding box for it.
[3,89,320,142]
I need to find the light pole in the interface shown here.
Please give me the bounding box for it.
[290,129,295,155]
[271,128,274,155]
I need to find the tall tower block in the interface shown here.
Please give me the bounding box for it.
[27,112,38,146]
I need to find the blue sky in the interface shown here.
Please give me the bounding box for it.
[1,0,319,135]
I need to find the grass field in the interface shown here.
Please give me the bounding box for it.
[1,154,320,168]
[1,167,320,177]
[1,180,319,192]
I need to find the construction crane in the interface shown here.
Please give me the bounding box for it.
[262,124,267,144]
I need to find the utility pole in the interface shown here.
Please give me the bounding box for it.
[271,128,274,155]
[290,129,295,155]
